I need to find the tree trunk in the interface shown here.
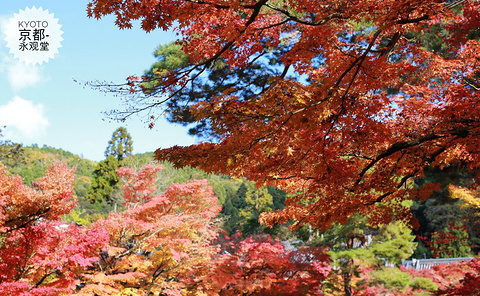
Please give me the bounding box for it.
[343,270,353,296]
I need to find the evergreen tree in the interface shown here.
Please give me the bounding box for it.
[232,182,248,209]
[267,186,286,211]
[314,214,372,296]
[370,221,417,265]
[86,155,120,205]
[412,164,479,257]
[105,127,133,162]
[87,128,133,206]
[314,215,417,295]
[221,198,239,235]
[221,182,247,235]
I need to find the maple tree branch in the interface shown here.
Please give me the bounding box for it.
[292,29,383,117]
[282,62,291,75]
[183,0,258,10]
[244,0,269,28]
[150,251,171,286]
[363,143,449,206]
[106,0,271,122]
[338,30,382,103]
[397,15,429,24]
[97,64,207,121]
[35,270,58,288]
[183,0,230,9]
[396,0,471,25]
[186,0,268,64]
[356,126,475,189]
[255,19,290,31]
[342,153,375,161]
[184,0,268,69]
[114,228,163,261]
[306,31,383,172]
[363,174,415,206]
[4,206,51,232]
[445,0,467,10]
[247,30,382,153]
[355,133,444,186]
[464,77,480,91]
[265,4,344,26]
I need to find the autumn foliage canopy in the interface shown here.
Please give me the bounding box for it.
[86,0,480,230]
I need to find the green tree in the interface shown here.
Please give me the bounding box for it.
[370,221,418,265]
[240,186,274,235]
[232,182,248,209]
[105,127,133,162]
[87,128,133,206]
[360,267,438,295]
[314,214,372,296]
[314,215,417,295]
[221,198,239,235]
[221,182,248,235]
[245,186,273,214]
[268,186,286,211]
[86,155,120,205]
[220,181,287,236]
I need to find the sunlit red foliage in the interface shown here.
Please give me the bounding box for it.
[0,164,108,295]
[436,257,480,295]
[76,164,222,295]
[400,262,468,290]
[196,233,331,295]
[116,164,163,205]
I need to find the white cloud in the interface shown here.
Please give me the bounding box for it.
[6,60,45,90]
[0,96,49,140]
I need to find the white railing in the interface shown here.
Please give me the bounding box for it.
[401,257,474,270]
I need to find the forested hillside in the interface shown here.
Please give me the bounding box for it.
[0,137,287,236]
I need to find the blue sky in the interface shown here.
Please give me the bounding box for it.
[0,1,197,161]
